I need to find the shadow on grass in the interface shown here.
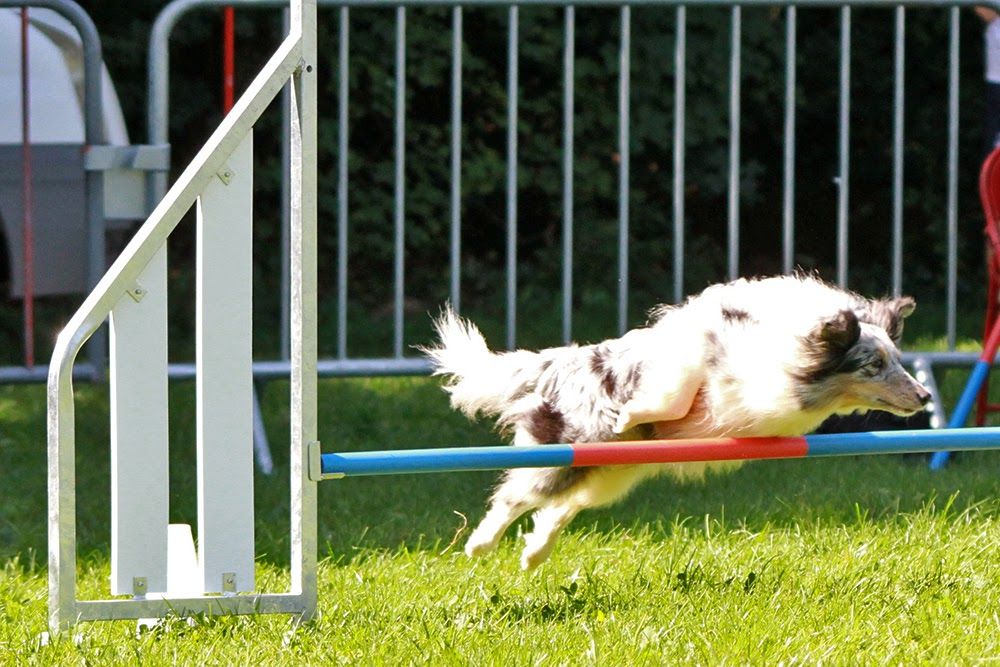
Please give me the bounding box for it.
[312,451,1000,567]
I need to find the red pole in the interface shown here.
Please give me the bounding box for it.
[20,8,35,369]
[223,6,235,114]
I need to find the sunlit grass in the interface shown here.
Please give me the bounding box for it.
[3,335,1000,662]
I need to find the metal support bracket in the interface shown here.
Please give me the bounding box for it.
[125,282,147,303]
[217,167,235,185]
[307,441,342,481]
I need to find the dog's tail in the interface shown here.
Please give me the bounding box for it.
[421,306,547,420]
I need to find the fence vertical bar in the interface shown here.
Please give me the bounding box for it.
[728,5,741,281]
[673,5,686,303]
[783,5,796,274]
[20,7,34,368]
[450,6,463,313]
[338,6,349,357]
[892,6,905,297]
[562,5,575,343]
[506,5,519,350]
[837,6,850,288]
[394,6,406,358]
[290,0,318,618]
[947,6,959,350]
[618,5,631,335]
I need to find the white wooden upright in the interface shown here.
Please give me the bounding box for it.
[195,131,256,594]
[109,245,170,595]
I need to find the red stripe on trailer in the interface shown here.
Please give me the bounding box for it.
[571,436,809,467]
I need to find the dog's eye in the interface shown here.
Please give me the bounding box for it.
[869,357,885,372]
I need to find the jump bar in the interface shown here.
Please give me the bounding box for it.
[315,427,1000,479]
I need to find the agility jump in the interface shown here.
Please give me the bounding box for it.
[44,0,1000,635]
[314,429,1000,479]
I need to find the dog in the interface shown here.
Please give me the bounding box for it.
[422,275,931,570]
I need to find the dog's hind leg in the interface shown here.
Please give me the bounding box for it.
[520,502,581,570]
[465,497,534,557]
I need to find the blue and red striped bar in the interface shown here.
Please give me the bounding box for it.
[316,426,1000,479]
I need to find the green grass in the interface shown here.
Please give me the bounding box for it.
[3,355,1000,663]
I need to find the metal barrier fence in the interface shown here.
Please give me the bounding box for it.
[0,0,107,375]
[150,0,983,375]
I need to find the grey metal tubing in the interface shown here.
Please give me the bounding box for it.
[947,6,959,350]
[782,6,795,274]
[673,5,685,303]
[728,6,741,281]
[450,6,463,313]
[148,0,300,196]
[281,8,291,360]
[252,382,275,474]
[394,6,406,358]
[338,7,350,357]
[506,6,519,350]
[891,6,904,298]
[4,0,106,146]
[562,6,575,343]
[1,0,106,377]
[618,6,631,334]
[836,6,850,288]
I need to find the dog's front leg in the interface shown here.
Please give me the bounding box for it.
[614,364,704,433]
[613,324,707,434]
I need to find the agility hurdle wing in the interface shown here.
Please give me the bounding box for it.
[47,0,317,633]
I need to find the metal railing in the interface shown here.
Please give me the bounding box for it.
[149,0,989,379]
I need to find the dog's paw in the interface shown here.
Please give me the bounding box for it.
[464,533,498,558]
[612,411,632,434]
[519,543,551,571]
[519,534,555,570]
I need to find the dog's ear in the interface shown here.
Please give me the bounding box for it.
[863,296,915,344]
[814,309,861,354]
[795,310,862,385]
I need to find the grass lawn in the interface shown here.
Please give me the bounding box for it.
[2,367,1000,664]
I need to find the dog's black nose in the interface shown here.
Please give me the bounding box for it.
[917,386,932,406]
